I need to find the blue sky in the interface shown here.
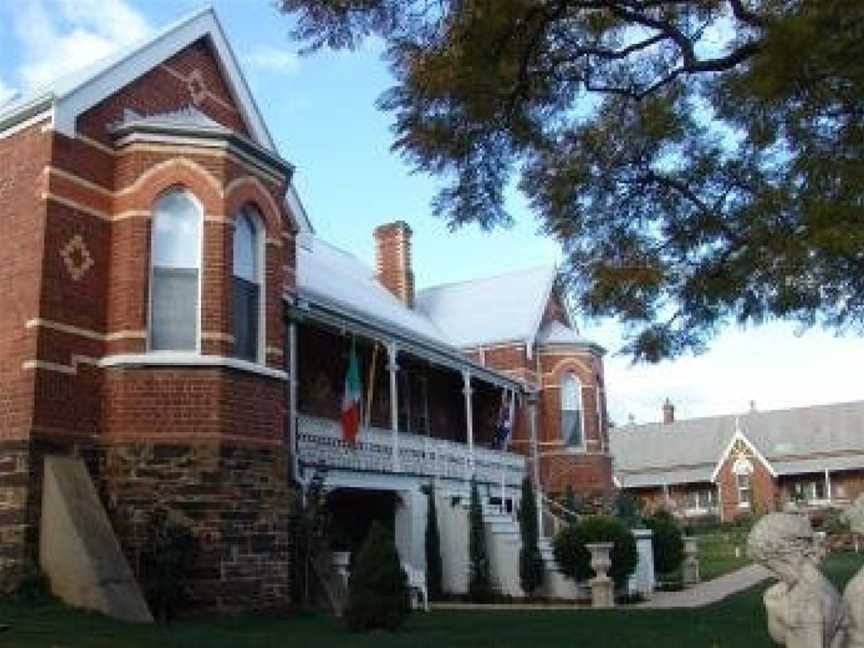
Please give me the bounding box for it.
[2,0,863,424]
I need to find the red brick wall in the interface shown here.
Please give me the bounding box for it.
[0,40,296,606]
[466,312,613,494]
[716,452,777,520]
[0,122,52,441]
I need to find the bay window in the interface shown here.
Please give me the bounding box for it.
[149,188,201,351]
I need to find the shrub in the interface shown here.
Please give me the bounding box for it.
[518,477,544,596]
[468,479,493,602]
[346,521,410,632]
[644,512,684,574]
[423,483,443,600]
[553,515,638,588]
[141,509,196,623]
[614,492,642,528]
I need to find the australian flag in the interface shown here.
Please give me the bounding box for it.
[493,390,515,450]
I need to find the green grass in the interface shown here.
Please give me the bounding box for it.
[698,527,752,581]
[1,553,862,648]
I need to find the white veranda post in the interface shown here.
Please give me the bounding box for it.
[388,341,399,471]
[463,370,474,475]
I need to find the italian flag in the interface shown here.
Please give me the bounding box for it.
[341,346,362,444]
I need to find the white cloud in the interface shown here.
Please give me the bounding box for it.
[244,46,301,76]
[13,0,152,90]
[0,77,16,106]
[583,320,864,426]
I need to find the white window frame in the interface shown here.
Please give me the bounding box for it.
[232,204,266,364]
[147,187,204,354]
[560,372,585,450]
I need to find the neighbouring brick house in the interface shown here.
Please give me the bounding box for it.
[0,7,611,612]
[610,400,864,522]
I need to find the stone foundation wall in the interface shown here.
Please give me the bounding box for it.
[102,440,293,612]
[0,441,32,591]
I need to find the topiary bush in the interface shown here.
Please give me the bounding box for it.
[518,477,544,597]
[644,511,684,575]
[346,521,410,632]
[553,515,638,588]
[423,483,443,600]
[468,478,494,602]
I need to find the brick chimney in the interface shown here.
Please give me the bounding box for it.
[374,221,415,307]
[662,398,675,424]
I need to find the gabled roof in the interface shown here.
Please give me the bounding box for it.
[536,319,604,353]
[0,6,275,151]
[610,400,864,488]
[295,234,452,348]
[415,265,557,349]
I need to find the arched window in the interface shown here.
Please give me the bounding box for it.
[149,188,201,351]
[560,372,584,447]
[232,205,263,362]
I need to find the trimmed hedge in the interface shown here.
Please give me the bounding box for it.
[553,515,637,588]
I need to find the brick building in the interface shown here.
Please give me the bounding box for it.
[610,400,864,521]
[0,7,611,613]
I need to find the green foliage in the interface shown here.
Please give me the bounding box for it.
[141,509,196,623]
[553,515,638,588]
[5,568,52,606]
[561,485,579,521]
[614,492,642,528]
[289,470,329,608]
[644,512,685,575]
[346,521,410,632]
[517,478,544,597]
[468,479,493,602]
[422,483,443,600]
[279,0,864,362]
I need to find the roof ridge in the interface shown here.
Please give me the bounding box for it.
[616,398,864,432]
[417,263,555,295]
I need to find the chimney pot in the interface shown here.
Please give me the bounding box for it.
[662,398,675,424]
[374,221,415,307]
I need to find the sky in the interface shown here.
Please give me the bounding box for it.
[2,0,863,425]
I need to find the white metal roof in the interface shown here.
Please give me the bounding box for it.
[415,265,557,349]
[611,400,864,487]
[295,234,453,348]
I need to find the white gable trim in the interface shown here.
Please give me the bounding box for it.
[52,8,275,152]
[710,417,777,482]
[525,267,557,353]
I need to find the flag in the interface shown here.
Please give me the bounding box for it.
[341,344,362,444]
[494,389,515,450]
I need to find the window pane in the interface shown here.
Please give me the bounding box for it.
[560,374,581,410]
[152,190,201,268]
[233,211,259,283]
[233,277,259,361]
[151,268,198,351]
[561,411,583,446]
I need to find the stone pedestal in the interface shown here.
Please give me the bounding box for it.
[628,528,655,598]
[586,542,615,608]
[682,536,700,586]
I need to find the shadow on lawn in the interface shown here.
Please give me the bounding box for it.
[1,553,862,648]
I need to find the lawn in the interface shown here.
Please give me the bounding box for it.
[698,526,752,581]
[1,553,862,648]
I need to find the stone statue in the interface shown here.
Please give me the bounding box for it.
[843,495,864,648]
[747,513,847,648]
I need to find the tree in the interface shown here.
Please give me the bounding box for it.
[468,478,493,602]
[644,511,684,575]
[423,483,443,600]
[279,0,864,362]
[518,477,545,596]
[553,515,637,589]
[346,521,410,631]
